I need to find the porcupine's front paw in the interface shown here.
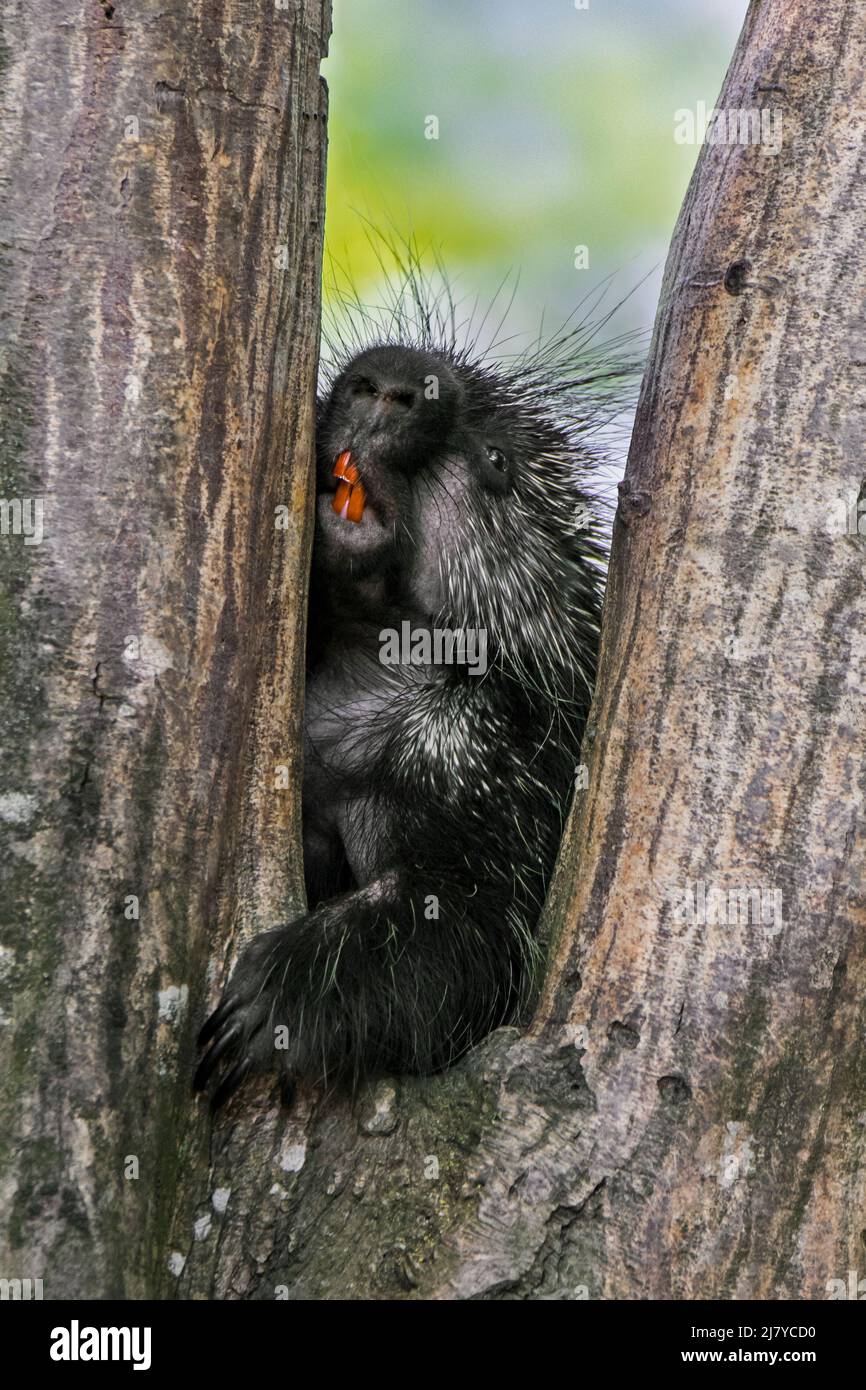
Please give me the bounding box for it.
[194,929,297,1111]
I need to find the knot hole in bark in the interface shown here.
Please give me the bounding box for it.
[724,259,753,295]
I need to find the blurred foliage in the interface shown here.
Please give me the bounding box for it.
[323,0,749,353]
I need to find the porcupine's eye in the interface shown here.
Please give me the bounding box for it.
[350,375,378,398]
[479,444,511,494]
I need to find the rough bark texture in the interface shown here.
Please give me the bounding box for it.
[181,0,864,1301]
[0,0,330,1299]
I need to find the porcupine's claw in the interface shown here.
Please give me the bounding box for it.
[210,1059,254,1113]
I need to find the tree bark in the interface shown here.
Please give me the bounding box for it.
[181,0,864,1301]
[0,0,329,1299]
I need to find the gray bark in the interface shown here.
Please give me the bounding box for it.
[0,0,329,1299]
[187,0,866,1301]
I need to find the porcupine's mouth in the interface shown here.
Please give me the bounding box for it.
[316,446,392,558]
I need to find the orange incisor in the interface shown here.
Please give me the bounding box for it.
[332,450,366,523]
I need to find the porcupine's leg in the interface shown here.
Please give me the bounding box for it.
[194,870,526,1109]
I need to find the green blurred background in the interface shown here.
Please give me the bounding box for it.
[322,0,750,464]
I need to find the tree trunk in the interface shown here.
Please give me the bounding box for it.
[0,0,329,1299]
[181,0,863,1301]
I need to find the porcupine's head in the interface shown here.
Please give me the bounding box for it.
[315,252,639,709]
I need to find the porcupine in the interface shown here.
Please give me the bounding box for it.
[195,261,634,1110]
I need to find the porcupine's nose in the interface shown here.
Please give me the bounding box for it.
[344,345,461,472]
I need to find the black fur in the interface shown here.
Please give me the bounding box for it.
[196,257,636,1108]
